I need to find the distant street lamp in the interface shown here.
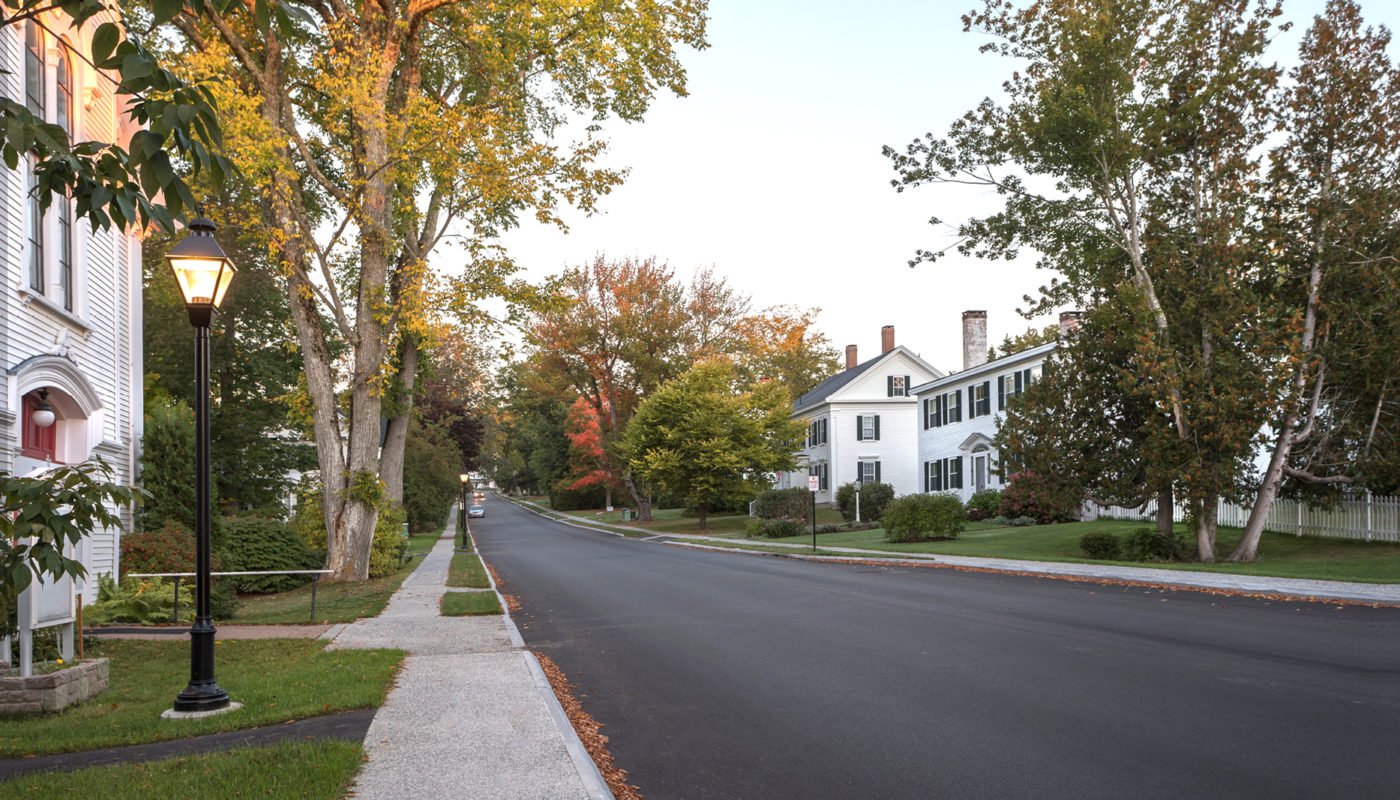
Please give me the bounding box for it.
[166,217,235,715]
[459,472,471,550]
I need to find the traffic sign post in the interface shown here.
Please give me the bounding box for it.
[808,475,820,552]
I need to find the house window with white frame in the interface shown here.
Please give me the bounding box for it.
[924,457,963,493]
[888,375,909,397]
[24,23,78,312]
[859,460,879,485]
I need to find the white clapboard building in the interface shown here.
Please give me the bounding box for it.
[912,311,1079,503]
[1,14,143,601]
[777,326,944,503]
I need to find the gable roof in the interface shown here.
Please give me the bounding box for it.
[793,346,941,414]
[910,341,1058,396]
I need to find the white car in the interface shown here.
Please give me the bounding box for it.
[467,504,485,519]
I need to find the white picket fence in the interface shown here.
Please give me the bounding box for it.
[1091,493,1400,543]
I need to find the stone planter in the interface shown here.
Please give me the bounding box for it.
[0,658,109,715]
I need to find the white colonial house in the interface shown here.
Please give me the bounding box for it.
[1,14,143,602]
[913,311,1078,503]
[777,325,944,503]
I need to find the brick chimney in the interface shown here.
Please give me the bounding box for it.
[881,325,895,354]
[845,344,859,370]
[962,310,988,370]
[1059,310,1083,338]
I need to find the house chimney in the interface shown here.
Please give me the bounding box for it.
[881,325,895,354]
[962,310,988,370]
[1059,310,1083,338]
[845,344,859,370]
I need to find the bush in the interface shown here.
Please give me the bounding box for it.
[966,489,1002,522]
[1079,533,1122,560]
[997,471,1082,524]
[123,520,205,574]
[1121,527,1186,562]
[746,518,805,538]
[290,479,327,554]
[221,516,321,593]
[753,488,811,522]
[1010,516,1037,526]
[883,494,967,542]
[369,504,410,578]
[835,482,895,522]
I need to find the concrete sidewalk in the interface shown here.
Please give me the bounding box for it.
[327,533,609,799]
[506,498,1400,606]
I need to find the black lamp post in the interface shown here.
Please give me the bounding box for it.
[166,217,235,714]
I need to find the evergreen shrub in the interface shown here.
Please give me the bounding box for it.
[746,518,806,538]
[221,516,321,593]
[836,482,895,522]
[882,494,967,542]
[1079,533,1122,560]
[966,489,1003,521]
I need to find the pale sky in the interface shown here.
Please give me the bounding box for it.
[492,0,1400,374]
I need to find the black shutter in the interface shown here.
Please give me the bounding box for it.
[855,415,863,441]
[968,386,976,418]
[855,460,861,484]
[887,376,894,397]
[821,418,827,444]
[923,462,929,492]
[873,415,881,440]
[998,376,1006,410]
[953,457,963,489]
[874,461,881,484]
[981,381,991,415]
[922,398,929,429]
[904,375,911,396]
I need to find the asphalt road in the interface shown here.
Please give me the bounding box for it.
[471,500,1400,800]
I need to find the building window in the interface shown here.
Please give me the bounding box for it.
[969,381,991,418]
[859,460,880,485]
[857,414,879,441]
[25,22,45,118]
[924,457,963,493]
[28,164,44,294]
[998,368,1036,410]
[807,417,828,447]
[55,46,72,137]
[888,375,910,397]
[808,463,829,491]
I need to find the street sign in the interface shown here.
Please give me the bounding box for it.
[808,475,820,492]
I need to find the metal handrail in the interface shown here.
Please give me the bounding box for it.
[122,570,335,623]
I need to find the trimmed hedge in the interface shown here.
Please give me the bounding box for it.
[221,516,321,593]
[746,518,806,538]
[966,489,1002,522]
[883,494,966,542]
[752,487,811,521]
[1079,532,1122,560]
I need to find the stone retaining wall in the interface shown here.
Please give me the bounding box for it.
[0,658,109,715]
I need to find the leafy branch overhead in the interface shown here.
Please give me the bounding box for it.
[0,0,274,230]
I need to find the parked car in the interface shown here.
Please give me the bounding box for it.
[468,504,486,519]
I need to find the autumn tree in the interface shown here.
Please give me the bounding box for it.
[733,307,841,399]
[622,360,804,530]
[563,397,622,509]
[1230,0,1400,560]
[167,2,709,579]
[888,0,1288,561]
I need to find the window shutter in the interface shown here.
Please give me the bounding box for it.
[968,386,976,418]
[953,457,963,489]
[904,375,911,396]
[981,381,991,415]
[923,462,930,492]
[922,398,929,429]
[887,376,894,397]
[873,415,880,440]
[998,376,1006,410]
[855,415,863,441]
[874,461,881,484]
[855,460,861,484]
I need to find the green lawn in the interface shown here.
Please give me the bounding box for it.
[525,500,845,536]
[447,552,490,588]
[751,519,1400,583]
[232,531,443,624]
[440,591,502,616]
[0,741,363,798]
[0,639,403,758]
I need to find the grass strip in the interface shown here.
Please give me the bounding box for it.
[0,639,403,758]
[440,591,502,616]
[233,531,442,624]
[446,552,490,588]
[0,741,363,798]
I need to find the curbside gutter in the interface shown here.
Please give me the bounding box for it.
[470,524,615,800]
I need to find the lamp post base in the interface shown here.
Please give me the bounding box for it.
[172,679,231,713]
[172,621,230,713]
[163,700,242,720]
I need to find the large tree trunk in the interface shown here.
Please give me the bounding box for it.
[622,471,652,521]
[1155,485,1174,540]
[1194,494,1218,563]
[380,336,420,505]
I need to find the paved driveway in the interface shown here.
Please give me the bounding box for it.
[473,500,1400,800]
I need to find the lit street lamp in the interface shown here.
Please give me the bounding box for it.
[166,217,235,715]
[459,472,471,551]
